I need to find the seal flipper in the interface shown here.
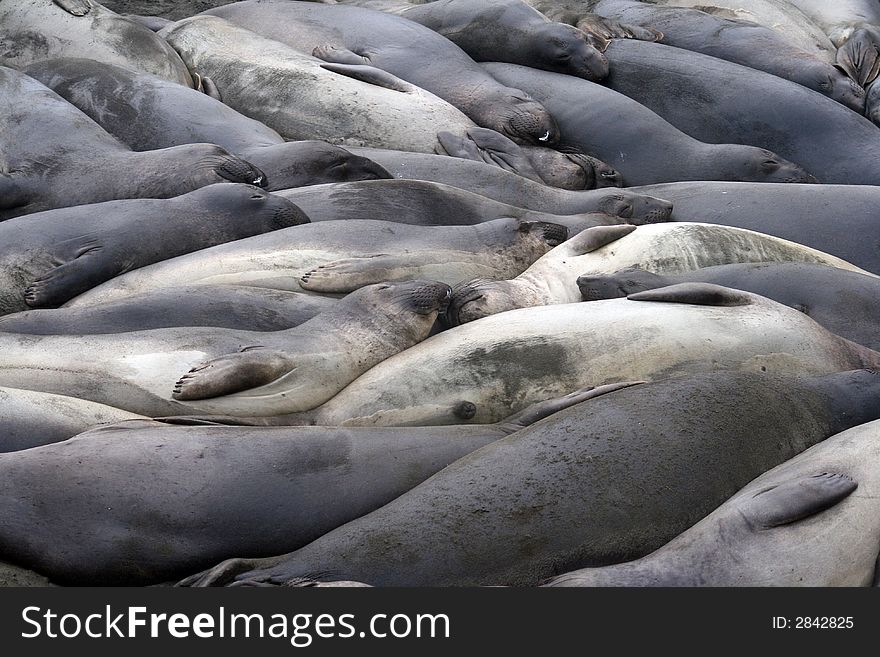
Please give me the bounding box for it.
[53,0,91,16]
[200,77,222,102]
[740,473,857,530]
[300,254,407,293]
[563,223,636,256]
[319,63,414,93]
[836,27,880,87]
[435,128,545,184]
[312,44,369,66]
[172,347,296,401]
[24,237,110,308]
[627,282,752,306]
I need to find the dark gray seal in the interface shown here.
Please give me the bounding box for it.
[0,0,193,86]
[585,0,864,111]
[24,58,394,192]
[547,420,880,586]
[203,0,560,145]
[342,0,609,81]
[0,184,307,315]
[523,0,663,42]
[178,369,880,586]
[0,384,626,584]
[628,181,880,274]
[577,262,880,351]
[0,285,337,335]
[0,66,266,220]
[482,62,816,185]
[601,40,880,185]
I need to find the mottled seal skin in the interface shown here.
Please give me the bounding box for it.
[159,16,478,154]
[483,62,816,186]
[100,1,238,21]
[203,1,560,146]
[547,416,880,587]
[0,387,144,453]
[629,181,880,274]
[0,561,50,587]
[0,0,193,86]
[448,223,868,325]
[0,385,626,585]
[0,281,451,417]
[577,263,880,352]
[276,285,880,428]
[344,0,609,82]
[67,217,571,306]
[0,66,266,220]
[587,0,864,111]
[0,286,338,335]
[602,40,880,186]
[179,369,880,586]
[25,58,394,191]
[0,184,308,316]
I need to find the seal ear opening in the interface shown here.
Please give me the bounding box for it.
[627,283,752,306]
[742,473,857,530]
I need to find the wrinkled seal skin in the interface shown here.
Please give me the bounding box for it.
[0,286,338,335]
[99,1,238,21]
[547,416,880,587]
[159,16,479,154]
[483,62,816,186]
[602,40,880,185]
[68,217,574,307]
[179,370,880,586]
[24,59,394,191]
[274,285,880,428]
[203,1,559,146]
[342,0,609,82]
[0,66,266,220]
[0,387,143,453]
[629,181,880,274]
[523,0,663,42]
[0,0,193,86]
[587,0,864,111]
[0,385,624,585]
[0,185,308,316]
[577,262,880,352]
[0,281,452,417]
[448,223,868,325]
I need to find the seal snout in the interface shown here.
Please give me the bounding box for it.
[399,280,454,315]
[447,279,505,326]
[217,155,269,188]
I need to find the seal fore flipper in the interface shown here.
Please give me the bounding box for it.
[741,473,857,530]
[172,348,295,401]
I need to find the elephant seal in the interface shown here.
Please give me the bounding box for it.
[276,284,880,427]
[448,223,869,324]
[577,262,880,352]
[644,0,837,63]
[0,286,338,335]
[0,0,193,86]
[69,217,569,306]
[0,384,630,584]
[0,280,451,417]
[158,16,478,154]
[0,561,50,587]
[0,184,308,315]
[342,0,609,81]
[100,1,237,21]
[351,143,624,198]
[0,66,266,220]
[273,179,668,228]
[24,58,395,191]
[0,387,143,453]
[585,0,864,111]
[179,369,880,586]
[628,181,880,274]
[482,62,816,186]
[523,0,662,42]
[546,418,880,586]
[601,40,880,185]
[202,1,559,145]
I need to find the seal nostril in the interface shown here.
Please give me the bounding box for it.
[454,401,477,420]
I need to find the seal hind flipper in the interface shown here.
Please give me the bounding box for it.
[564,224,636,255]
[53,0,92,17]
[741,473,857,530]
[836,28,880,87]
[172,348,296,401]
[319,63,414,93]
[627,283,752,307]
[300,254,403,293]
[24,237,108,308]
